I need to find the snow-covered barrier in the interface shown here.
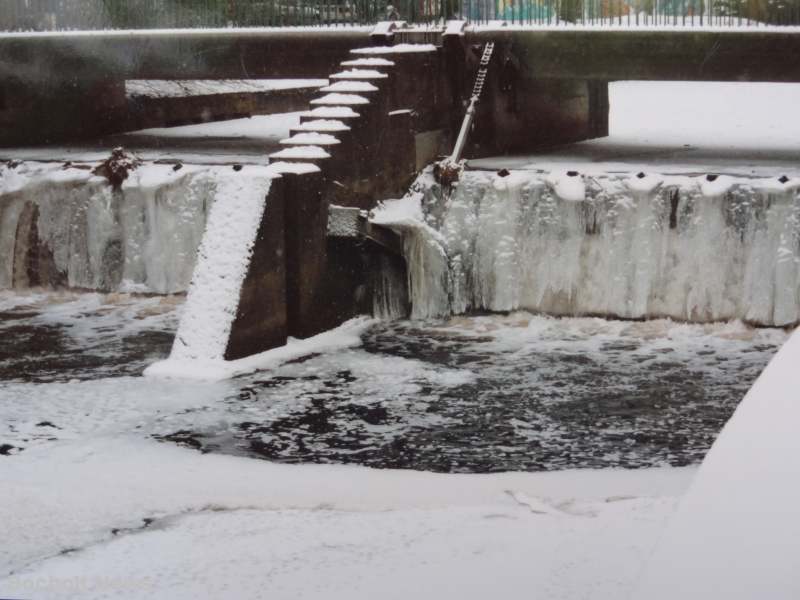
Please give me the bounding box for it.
[394,169,800,326]
[0,162,220,294]
[166,170,282,364]
[634,324,800,599]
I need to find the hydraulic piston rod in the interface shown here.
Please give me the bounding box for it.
[448,41,495,164]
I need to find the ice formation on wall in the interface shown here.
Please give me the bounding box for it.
[0,162,220,294]
[391,169,800,326]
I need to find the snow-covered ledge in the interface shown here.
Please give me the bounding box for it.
[635,326,800,599]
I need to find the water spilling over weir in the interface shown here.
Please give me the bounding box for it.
[3,162,800,329]
[0,162,214,294]
[392,169,800,327]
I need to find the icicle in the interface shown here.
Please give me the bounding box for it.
[389,169,800,327]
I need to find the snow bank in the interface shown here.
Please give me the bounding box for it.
[0,431,694,598]
[635,325,800,599]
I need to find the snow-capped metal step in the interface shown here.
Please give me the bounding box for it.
[280,132,341,146]
[329,69,389,81]
[310,93,370,106]
[300,106,361,120]
[340,57,396,68]
[319,81,380,93]
[293,119,351,133]
[269,145,331,161]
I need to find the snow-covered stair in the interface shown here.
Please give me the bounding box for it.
[268,42,436,206]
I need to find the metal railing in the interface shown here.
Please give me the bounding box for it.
[1,0,798,30]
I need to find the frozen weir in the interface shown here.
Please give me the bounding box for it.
[383,169,800,327]
[0,162,219,294]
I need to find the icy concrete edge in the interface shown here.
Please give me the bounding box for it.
[634,325,800,600]
[144,316,376,381]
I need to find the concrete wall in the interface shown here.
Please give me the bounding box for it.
[128,86,319,131]
[225,177,288,361]
[0,77,127,146]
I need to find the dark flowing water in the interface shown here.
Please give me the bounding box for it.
[0,293,786,472]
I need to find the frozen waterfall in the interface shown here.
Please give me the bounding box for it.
[388,169,800,327]
[0,162,219,294]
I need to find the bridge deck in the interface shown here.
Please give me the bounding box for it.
[2,26,800,83]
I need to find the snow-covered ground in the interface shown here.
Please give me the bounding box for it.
[471,81,800,177]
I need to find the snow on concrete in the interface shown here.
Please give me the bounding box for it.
[635,326,800,600]
[470,81,800,178]
[340,57,396,67]
[166,169,276,363]
[625,172,664,194]
[319,80,379,93]
[266,161,321,175]
[445,19,467,35]
[351,43,438,54]
[329,68,389,80]
[279,132,341,146]
[125,79,327,99]
[699,174,735,197]
[310,92,370,105]
[130,112,301,140]
[300,105,360,119]
[146,317,373,381]
[0,25,373,39]
[370,20,407,36]
[269,145,331,160]
[294,119,351,132]
[544,169,585,201]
